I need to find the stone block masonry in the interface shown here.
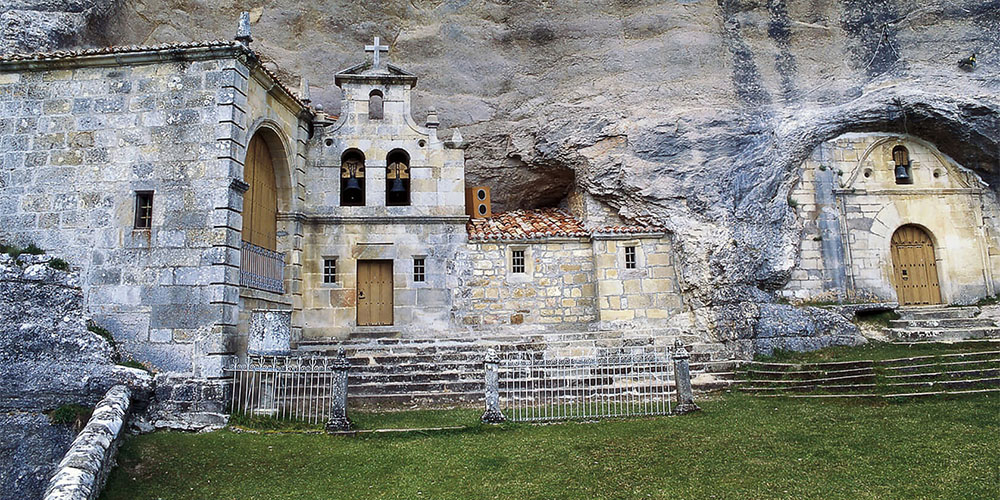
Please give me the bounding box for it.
[0,43,311,376]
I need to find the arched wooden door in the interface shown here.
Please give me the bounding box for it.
[242,134,277,250]
[890,225,942,305]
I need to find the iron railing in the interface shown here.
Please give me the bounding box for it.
[240,241,285,294]
[229,355,342,425]
[499,347,675,422]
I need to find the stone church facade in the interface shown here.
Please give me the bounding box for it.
[783,133,1000,306]
[0,36,684,379]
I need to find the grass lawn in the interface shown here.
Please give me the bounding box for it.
[102,393,999,500]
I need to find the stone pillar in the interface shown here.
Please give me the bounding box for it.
[672,341,700,414]
[325,349,352,432]
[481,348,506,423]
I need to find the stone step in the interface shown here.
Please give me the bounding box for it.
[889,318,995,329]
[896,306,980,320]
[883,368,1000,382]
[881,377,1000,392]
[741,367,875,381]
[883,357,1000,374]
[738,383,877,394]
[744,360,875,371]
[736,373,877,386]
[887,328,1000,341]
[876,350,1000,367]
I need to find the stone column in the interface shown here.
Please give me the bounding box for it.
[325,349,352,432]
[672,341,700,414]
[481,348,506,424]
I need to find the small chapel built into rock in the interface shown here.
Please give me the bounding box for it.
[0,31,682,380]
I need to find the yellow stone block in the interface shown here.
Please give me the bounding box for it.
[0,74,20,84]
[623,279,641,293]
[601,309,634,321]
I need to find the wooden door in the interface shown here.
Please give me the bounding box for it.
[357,260,394,326]
[890,225,942,305]
[242,134,277,250]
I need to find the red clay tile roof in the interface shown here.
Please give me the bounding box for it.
[467,208,588,241]
[467,209,665,241]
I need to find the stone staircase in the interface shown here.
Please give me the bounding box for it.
[295,329,738,407]
[889,306,1000,341]
[735,339,1000,398]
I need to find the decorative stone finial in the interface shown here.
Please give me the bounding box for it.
[300,77,311,105]
[364,36,390,69]
[451,128,463,144]
[236,11,253,46]
[425,106,439,128]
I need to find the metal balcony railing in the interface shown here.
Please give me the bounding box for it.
[240,241,285,294]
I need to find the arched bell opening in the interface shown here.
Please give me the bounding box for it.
[341,149,366,207]
[385,149,411,207]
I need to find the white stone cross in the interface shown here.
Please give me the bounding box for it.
[365,36,389,68]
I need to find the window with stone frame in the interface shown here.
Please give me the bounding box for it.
[134,191,153,229]
[413,257,425,282]
[368,90,384,119]
[624,245,637,269]
[323,258,337,284]
[511,249,526,274]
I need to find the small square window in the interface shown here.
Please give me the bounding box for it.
[134,191,153,229]
[512,249,525,274]
[624,246,637,269]
[323,258,337,284]
[413,257,425,282]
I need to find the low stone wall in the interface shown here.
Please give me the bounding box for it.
[43,384,131,500]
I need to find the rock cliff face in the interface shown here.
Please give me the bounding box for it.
[0,254,150,499]
[3,1,999,341]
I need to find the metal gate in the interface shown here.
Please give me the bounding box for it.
[499,347,675,422]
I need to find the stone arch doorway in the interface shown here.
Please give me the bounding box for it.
[243,132,278,251]
[890,225,942,306]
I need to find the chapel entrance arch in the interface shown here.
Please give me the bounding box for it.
[890,225,942,306]
[242,132,278,250]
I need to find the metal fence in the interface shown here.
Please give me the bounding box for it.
[498,347,675,422]
[240,241,285,294]
[229,355,344,425]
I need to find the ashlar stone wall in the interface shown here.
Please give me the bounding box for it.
[457,239,597,329]
[784,133,1000,304]
[0,45,310,375]
[593,234,683,325]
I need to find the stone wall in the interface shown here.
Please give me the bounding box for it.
[592,234,683,325]
[43,385,131,500]
[784,134,1000,305]
[457,240,597,329]
[299,221,466,338]
[0,44,311,375]
[0,50,236,373]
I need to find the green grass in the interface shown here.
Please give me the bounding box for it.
[49,404,92,431]
[47,257,70,271]
[227,407,482,432]
[1,242,44,259]
[754,340,996,364]
[102,393,999,500]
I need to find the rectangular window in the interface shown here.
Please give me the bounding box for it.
[323,258,337,284]
[624,246,637,269]
[134,191,153,229]
[512,249,525,274]
[413,257,425,282]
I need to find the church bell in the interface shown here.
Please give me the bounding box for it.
[343,177,363,201]
[894,163,910,183]
[389,177,406,196]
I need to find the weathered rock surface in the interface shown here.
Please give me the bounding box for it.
[0,253,151,500]
[5,1,998,344]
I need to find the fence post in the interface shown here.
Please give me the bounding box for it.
[672,341,701,414]
[325,349,352,432]
[481,348,506,423]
